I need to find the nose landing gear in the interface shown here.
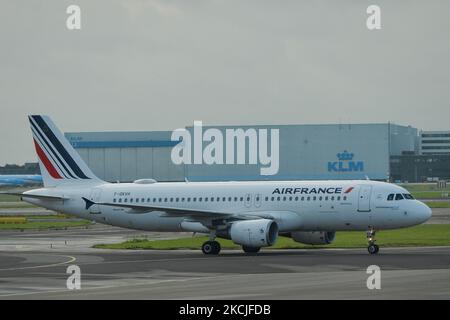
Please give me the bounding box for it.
[367,228,379,254]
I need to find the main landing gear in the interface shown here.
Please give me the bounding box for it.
[366,228,379,254]
[202,231,221,255]
[201,240,221,255]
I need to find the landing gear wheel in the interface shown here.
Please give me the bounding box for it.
[202,241,221,255]
[368,244,379,254]
[366,228,379,255]
[242,246,261,254]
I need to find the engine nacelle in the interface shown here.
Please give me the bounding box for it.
[291,231,336,245]
[230,219,279,247]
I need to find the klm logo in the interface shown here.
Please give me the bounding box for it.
[328,150,364,172]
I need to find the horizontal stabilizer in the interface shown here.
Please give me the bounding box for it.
[1,192,68,201]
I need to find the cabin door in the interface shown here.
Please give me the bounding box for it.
[357,185,372,212]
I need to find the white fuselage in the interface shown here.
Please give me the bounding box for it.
[23,180,431,233]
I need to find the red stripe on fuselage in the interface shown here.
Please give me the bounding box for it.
[33,139,62,179]
[344,187,354,194]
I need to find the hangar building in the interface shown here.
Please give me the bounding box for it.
[65,123,418,183]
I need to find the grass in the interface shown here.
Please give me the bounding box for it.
[0,213,71,218]
[426,201,450,208]
[94,224,450,250]
[0,194,21,202]
[401,183,450,192]
[0,220,91,230]
[411,191,449,199]
[0,202,36,209]
[401,183,450,199]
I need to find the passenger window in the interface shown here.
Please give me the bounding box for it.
[136,198,139,203]
[337,196,341,201]
[142,198,145,202]
[124,198,128,203]
[295,196,298,201]
[113,198,116,203]
[343,196,347,201]
[271,197,274,201]
[319,196,322,201]
[395,193,404,200]
[265,196,269,201]
[313,196,316,201]
[387,194,394,201]
[130,198,133,203]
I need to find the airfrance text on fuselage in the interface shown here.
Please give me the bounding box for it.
[272,187,343,195]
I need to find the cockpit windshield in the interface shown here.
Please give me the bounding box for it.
[395,193,404,200]
[387,193,414,201]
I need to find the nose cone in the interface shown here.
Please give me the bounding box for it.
[417,201,432,224]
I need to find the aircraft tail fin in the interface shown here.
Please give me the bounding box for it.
[28,115,104,187]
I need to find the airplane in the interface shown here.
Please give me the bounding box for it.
[5,115,432,255]
[0,174,42,187]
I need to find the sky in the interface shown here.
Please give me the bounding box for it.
[1,0,449,165]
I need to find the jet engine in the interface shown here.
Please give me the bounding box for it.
[290,231,336,245]
[229,219,279,247]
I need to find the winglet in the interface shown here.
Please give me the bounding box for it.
[82,197,95,210]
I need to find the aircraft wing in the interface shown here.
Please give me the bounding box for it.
[82,197,232,218]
